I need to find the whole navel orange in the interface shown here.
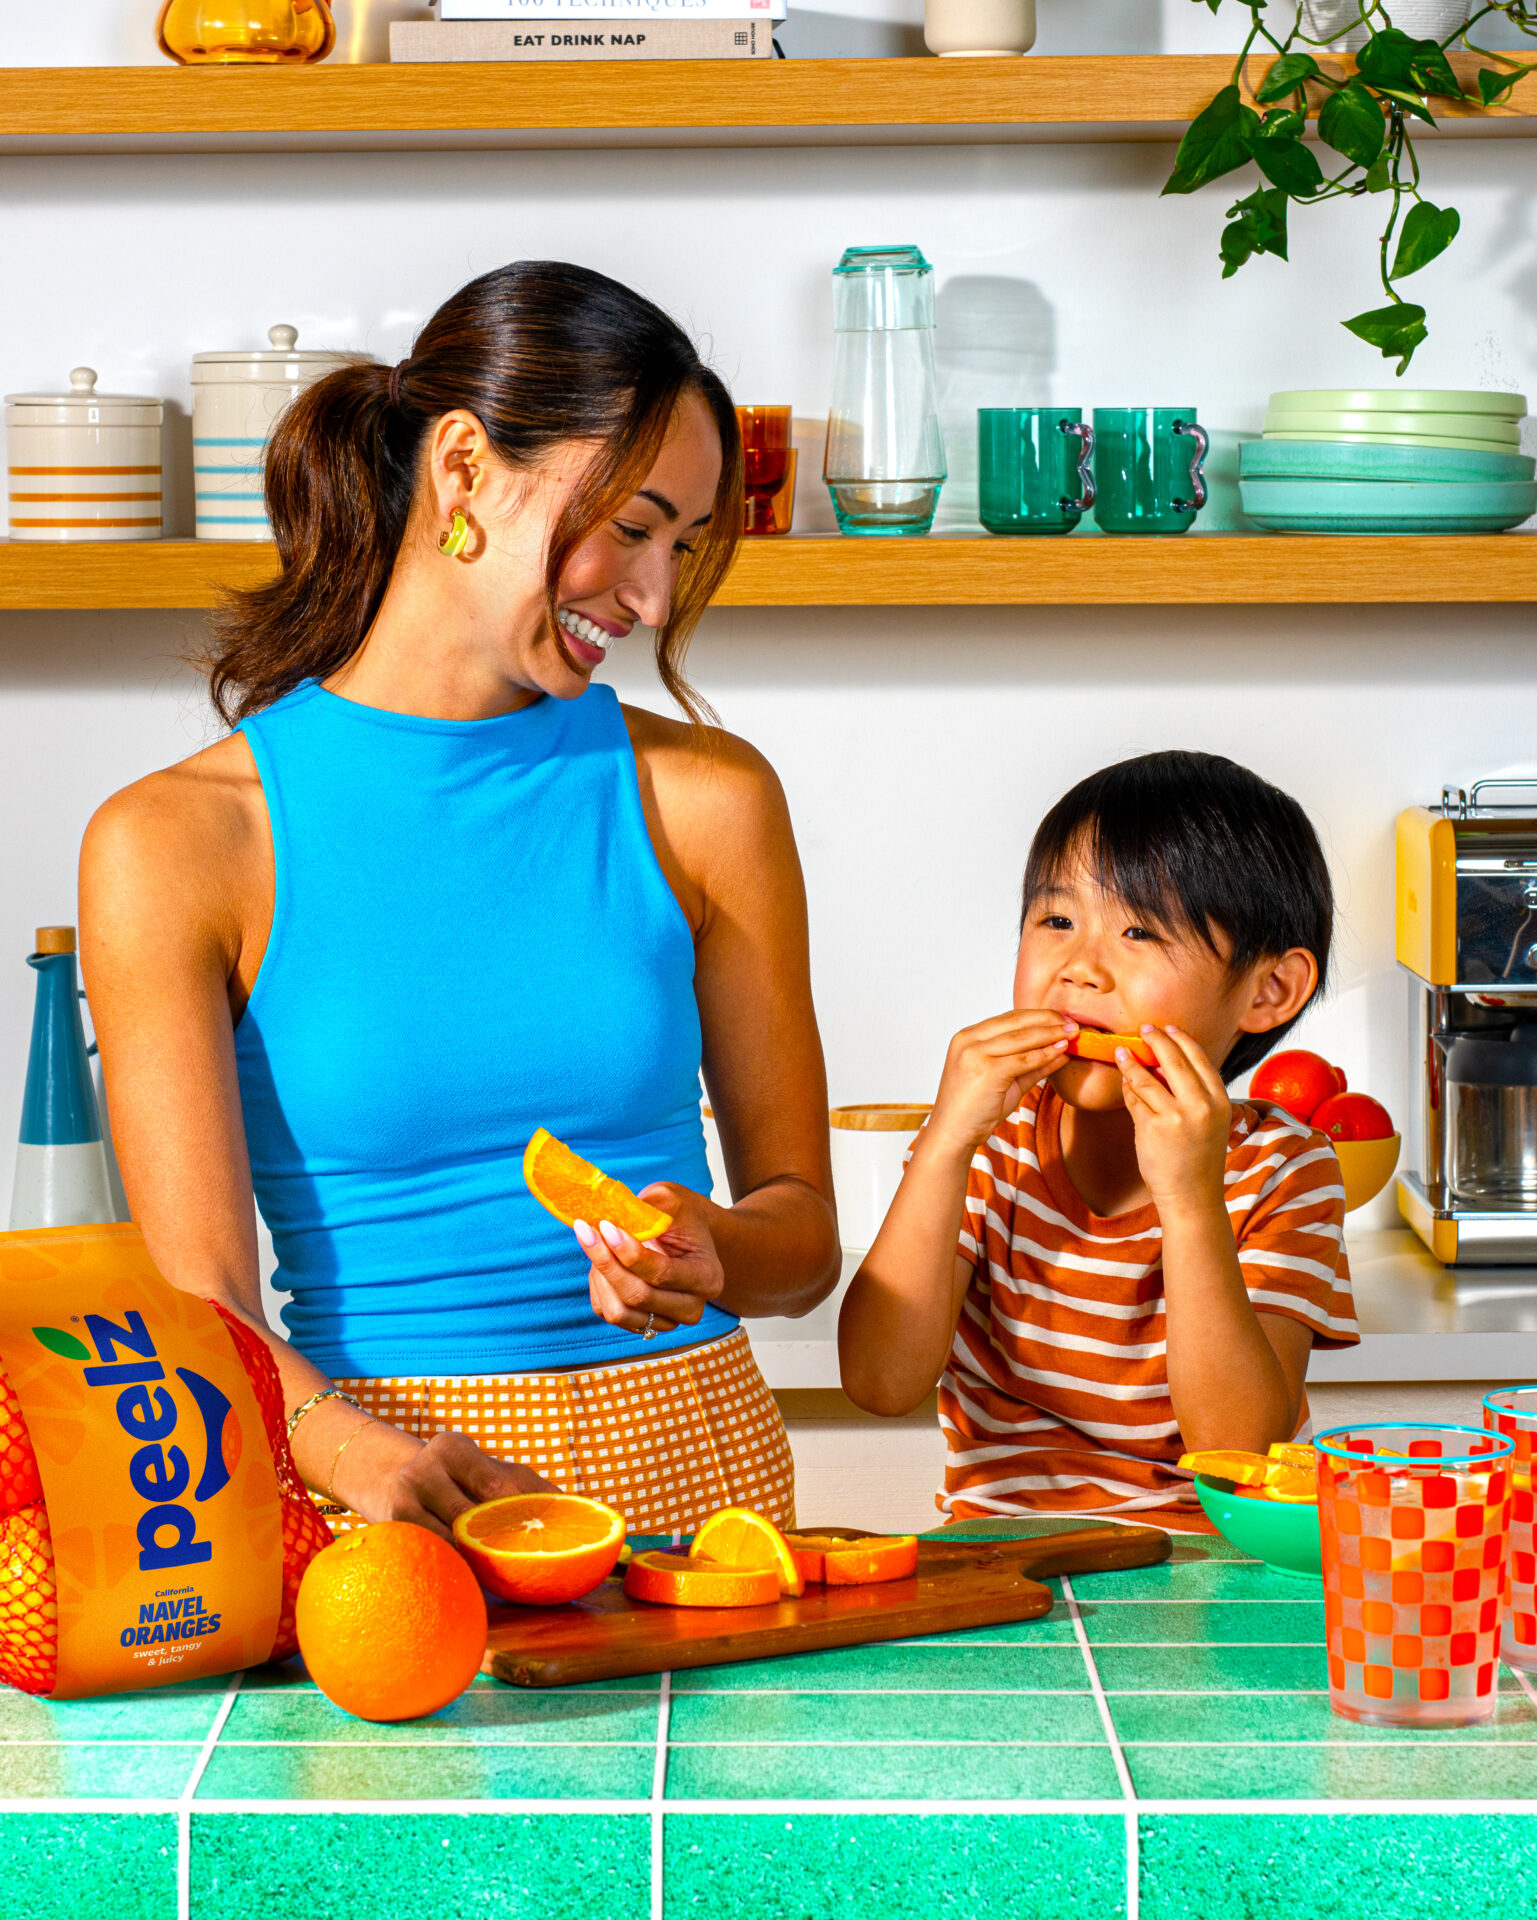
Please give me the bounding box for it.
[452,1493,625,1605]
[523,1128,673,1242]
[295,1522,486,1722]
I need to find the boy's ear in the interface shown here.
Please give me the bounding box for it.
[1235,948,1319,1035]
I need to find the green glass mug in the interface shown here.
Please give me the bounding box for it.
[978,408,1096,535]
[1092,407,1208,534]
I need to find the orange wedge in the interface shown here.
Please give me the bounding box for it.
[1267,1442,1318,1472]
[623,1549,778,1608]
[1256,1465,1317,1505]
[1179,1449,1273,1487]
[690,1507,805,1597]
[452,1493,625,1606]
[1067,1031,1158,1068]
[783,1532,866,1585]
[823,1535,919,1586]
[522,1128,673,1242]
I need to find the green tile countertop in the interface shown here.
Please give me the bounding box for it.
[5,1525,1537,1920]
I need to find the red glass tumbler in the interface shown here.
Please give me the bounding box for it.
[1318,1421,1513,1727]
[1484,1387,1537,1670]
[737,406,797,536]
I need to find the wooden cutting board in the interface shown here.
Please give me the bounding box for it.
[485,1523,1170,1688]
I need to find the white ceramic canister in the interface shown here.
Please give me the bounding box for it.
[190,324,359,541]
[830,1104,931,1251]
[924,0,1035,56]
[5,368,163,542]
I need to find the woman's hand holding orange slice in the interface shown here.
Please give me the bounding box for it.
[522,1129,674,1242]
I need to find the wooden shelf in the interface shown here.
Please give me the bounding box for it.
[2,533,1534,609]
[2,53,1533,153]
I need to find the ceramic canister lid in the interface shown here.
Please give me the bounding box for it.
[191,324,360,384]
[4,367,164,428]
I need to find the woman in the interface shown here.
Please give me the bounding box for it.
[80,261,839,1541]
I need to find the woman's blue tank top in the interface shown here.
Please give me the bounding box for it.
[234,678,733,1378]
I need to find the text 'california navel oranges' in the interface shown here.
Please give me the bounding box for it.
[295,1522,486,1723]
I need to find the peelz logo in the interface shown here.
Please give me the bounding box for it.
[33,1311,240,1575]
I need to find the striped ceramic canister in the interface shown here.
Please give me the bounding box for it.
[4,369,163,541]
[190,324,359,541]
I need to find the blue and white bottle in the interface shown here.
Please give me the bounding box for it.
[10,926,117,1229]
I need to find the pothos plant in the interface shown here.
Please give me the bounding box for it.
[1166,1,1537,371]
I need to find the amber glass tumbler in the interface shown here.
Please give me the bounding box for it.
[737,407,797,537]
[157,0,335,63]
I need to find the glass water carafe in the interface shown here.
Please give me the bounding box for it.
[824,245,947,537]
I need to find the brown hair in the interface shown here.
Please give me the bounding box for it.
[205,261,743,726]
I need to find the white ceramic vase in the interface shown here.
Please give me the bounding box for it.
[1297,0,1471,53]
[924,0,1036,57]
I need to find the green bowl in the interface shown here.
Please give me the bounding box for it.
[1193,1475,1322,1580]
[1240,439,1535,485]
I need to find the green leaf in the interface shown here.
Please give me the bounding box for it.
[1391,198,1460,278]
[1318,82,1386,165]
[1257,107,1306,140]
[1375,86,1440,126]
[1220,185,1289,277]
[1362,154,1392,191]
[1477,66,1524,106]
[1407,38,1463,99]
[1163,84,1260,195]
[32,1325,90,1361]
[1253,135,1325,194]
[1355,27,1423,91]
[1344,301,1430,373]
[1255,51,1322,102]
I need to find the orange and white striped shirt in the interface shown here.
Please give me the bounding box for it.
[938,1083,1358,1524]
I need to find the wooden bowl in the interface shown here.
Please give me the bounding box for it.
[1332,1133,1401,1213]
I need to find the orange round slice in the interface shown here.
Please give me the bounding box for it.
[522,1128,674,1242]
[690,1507,805,1597]
[823,1535,919,1586]
[452,1493,626,1606]
[1257,1465,1317,1505]
[1067,1031,1158,1068]
[622,1549,778,1608]
[1178,1449,1273,1488]
[783,1532,865,1585]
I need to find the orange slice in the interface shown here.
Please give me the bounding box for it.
[1256,1465,1317,1504]
[623,1549,778,1608]
[823,1535,919,1586]
[452,1493,626,1606]
[1067,1030,1158,1068]
[1179,1449,1273,1487]
[783,1532,866,1585]
[690,1507,805,1597]
[1267,1442,1318,1472]
[522,1128,673,1242]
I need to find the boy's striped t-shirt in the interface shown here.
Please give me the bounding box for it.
[937,1083,1359,1522]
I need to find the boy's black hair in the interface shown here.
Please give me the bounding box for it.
[1021,751,1333,1083]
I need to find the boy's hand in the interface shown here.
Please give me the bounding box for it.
[1116,1026,1232,1216]
[925,1009,1076,1158]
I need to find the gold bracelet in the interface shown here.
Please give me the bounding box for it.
[286,1387,364,1438]
[324,1416,374,1509]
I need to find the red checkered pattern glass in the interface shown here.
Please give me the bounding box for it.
[1318,1422,1514,1727]
[1483,1387,1537,1673]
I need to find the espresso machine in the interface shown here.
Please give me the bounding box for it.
[1398,781,1537,1265]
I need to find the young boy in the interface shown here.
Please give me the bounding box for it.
[839,751,1360,1525]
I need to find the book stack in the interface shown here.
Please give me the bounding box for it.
[391,0,784,62]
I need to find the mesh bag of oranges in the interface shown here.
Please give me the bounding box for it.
[0,1224,331,1698]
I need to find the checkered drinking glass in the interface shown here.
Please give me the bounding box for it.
[1317,1422,1514,1727]
[1483,1387,1537,1671]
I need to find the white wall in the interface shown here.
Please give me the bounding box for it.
[1,46,1536,1234]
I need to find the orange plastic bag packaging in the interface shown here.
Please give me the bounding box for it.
[0,1224,330,1698]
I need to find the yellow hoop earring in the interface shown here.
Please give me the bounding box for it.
[438,508,469,558]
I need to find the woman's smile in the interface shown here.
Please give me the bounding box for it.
[557,606,628,666]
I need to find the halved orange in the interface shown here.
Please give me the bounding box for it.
[690,1507,805,1597]
[623,1549,778,1608]
[452,1493,625,1606]
[822,1535,919,1586]
[783,1532,865,1585]
[522,1128,674,1243]
[1178,1449,1273,1488]
[1067,1030,1158,1068]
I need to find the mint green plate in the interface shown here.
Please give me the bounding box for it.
[1194,1475,1321,1580]
[1269,387,1527,417]
[1264,409,1522,445]
[1265,427,1521,455]
[1240,476,1537,533]
[1241,439,1535,484]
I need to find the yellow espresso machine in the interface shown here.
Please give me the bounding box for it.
[1398,781,1537,1265]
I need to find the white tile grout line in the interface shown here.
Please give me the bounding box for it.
[1511,1666,1537,1711]
[176,1669,244,1920]
[650,1671,671,1920]
[1061,1576,1138,1920]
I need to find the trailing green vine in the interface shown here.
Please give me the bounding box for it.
[1166,2,1537,370]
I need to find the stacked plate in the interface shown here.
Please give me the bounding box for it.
[1240,388,1535,533]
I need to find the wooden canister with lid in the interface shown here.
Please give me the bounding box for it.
[5,369,163,542]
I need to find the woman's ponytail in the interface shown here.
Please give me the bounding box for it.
[206,362,423,727]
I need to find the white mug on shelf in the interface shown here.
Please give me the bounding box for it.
[924,0,1036,57]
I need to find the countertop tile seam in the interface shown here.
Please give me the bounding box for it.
[650,1672,670,1920]
[209,1738,661,1749]
[178,1669,243,1920]
[665,1739,1112,1749]
[670,1687,1096,1697]
[1511,1669,1537,1712]
[1090,1641,1324,1648]
[1061,1575,1139,1920]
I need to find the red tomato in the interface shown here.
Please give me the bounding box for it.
[1249,1050,1341,1123]
[1311,1091,1395,1141]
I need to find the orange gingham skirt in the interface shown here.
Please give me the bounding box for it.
[324,1326,795,1536]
